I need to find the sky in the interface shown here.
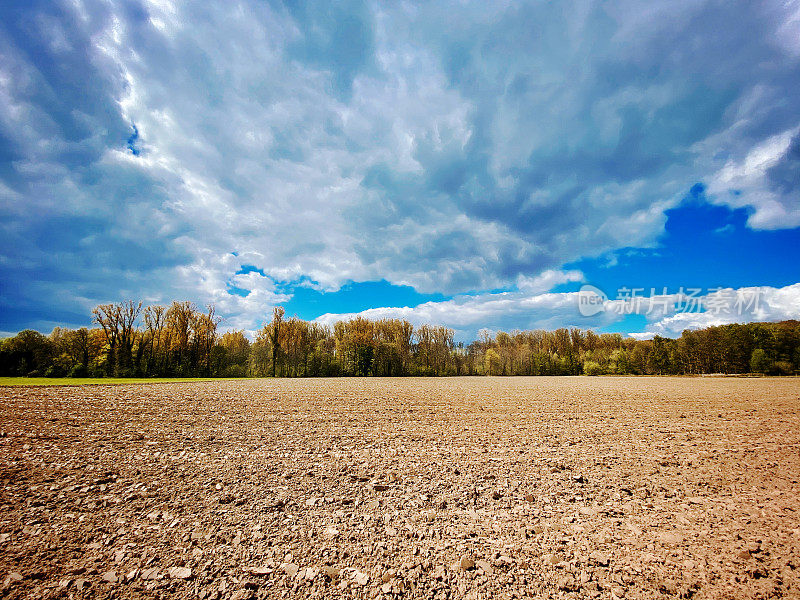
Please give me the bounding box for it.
[1,0,799,341]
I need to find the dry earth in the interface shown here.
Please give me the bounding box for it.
[1,377,799,600]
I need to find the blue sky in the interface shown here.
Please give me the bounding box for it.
[1,0,799,340]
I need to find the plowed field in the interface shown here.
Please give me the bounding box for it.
[1,377,798,599]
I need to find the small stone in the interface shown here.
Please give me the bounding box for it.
[475,559,493,575]
[584,581,600,593]
[102,571,118,583]
[524,494,535,502]
[324,526,340,538]
[322,566,340,579]
[168,566,192,579]
[140,567,160,580]
[7,572,23,584]
[558,574,579,591]
[354,571,369,585]
[282,563,299,578]
[305,567,319,580]
[460,555,475,570]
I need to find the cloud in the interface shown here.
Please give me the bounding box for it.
[315,283,800,341]
[517,269,585,294]
[707,127,800,228]
[315,289,617,341]
[1,0,799,332]
[315,272,616,340]
[637,284,800,337]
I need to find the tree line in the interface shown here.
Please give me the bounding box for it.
[1,302,799,377]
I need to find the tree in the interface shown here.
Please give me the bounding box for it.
[143,305,167,375]
[648,336,672,375]
[750,348,772,374]
[270,307,285,377]
[249,334,271,377]
[216,331,251,376]
[49,327,94,376]
[8,302,800,380]
[166,301,194,374]
[93,301,142,376]
[0,330,53,376]
[484,348,501,375]
[583,360,603,376]
[191,305,219,375]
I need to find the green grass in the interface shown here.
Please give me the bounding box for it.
[0,377,242,387]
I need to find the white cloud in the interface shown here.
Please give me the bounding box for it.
[706,127,800,228]
[316,283,800,341]
[640,284,800,337]
[517,269,584,294]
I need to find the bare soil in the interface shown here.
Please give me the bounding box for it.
[1,377,799,600]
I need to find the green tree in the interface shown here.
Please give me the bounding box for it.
[269,306,285,377]
[583,360,603,376]
[749,348,772,374]
[484,348,501,375]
